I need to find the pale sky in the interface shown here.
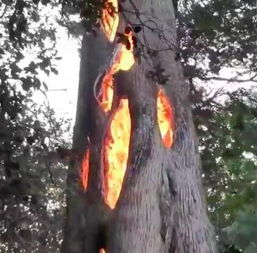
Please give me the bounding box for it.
[34,29,81,123]
[46,35,80,120]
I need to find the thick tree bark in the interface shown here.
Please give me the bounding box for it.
[61,29,114,253]
[62,0,217,253]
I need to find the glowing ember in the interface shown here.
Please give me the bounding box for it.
[98,0,173,212]
[157,88,174,148]
[81,149,90,190]
[98,31,135,113]
[103,99,131,209]
[98,28,134,208]
[101,0,119,42]
[114,32,135,71]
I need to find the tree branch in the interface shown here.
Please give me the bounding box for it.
[0,4,8,19]
[202,73,257,83]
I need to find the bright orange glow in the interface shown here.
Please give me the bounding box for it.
[98,31,135,113]
[98,25,134,208]
[114,34,135,71]
[157,88,174,148]
[99,249,105,253]
[103,99,131,209]
[101,0,119,42]
[98,1,173,212]
[81,149,90,190]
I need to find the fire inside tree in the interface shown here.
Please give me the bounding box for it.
[62,0,216,252]
[81,6,174,209]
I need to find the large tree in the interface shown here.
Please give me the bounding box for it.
[1,0,257,251]
[62,0,216,253]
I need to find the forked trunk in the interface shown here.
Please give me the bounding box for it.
[62,0,216,252]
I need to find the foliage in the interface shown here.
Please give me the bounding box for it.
[196,89,257,252]
[0,0,60,87]
[223,207,257,252]
[178,0,257,82]
[0,0,71,252]
[0,103,71,252]
[176,2,257,250]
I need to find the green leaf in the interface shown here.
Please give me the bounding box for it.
[51,67,58,75]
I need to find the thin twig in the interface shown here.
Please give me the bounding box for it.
[0,4,8,19]
[202,74,257,83]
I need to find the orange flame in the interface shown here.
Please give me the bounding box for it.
[157,88,174,148]
[98,72,114,113]
[81,149,90,190]
[98,31,135,113]
[98,21,134,208]
[114,33,135,71]
[97,1,174,211]
[103,99,131,209]
[101,0,119,42]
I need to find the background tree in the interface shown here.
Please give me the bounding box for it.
[175,1,257,251]
[197,89,257,253]
[0,1,70,252]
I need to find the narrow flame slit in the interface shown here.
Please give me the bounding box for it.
[81,0,174,209]
[103,99,131,209]
[157,88,174,148]
[79,3,175,252]
[81,149,90,190]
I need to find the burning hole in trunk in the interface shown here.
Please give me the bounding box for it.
[79,1,175,252]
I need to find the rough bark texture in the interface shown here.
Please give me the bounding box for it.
[62,0,217,252]
[61,30,114,253]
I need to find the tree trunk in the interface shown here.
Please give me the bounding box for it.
[62,0,217,253]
